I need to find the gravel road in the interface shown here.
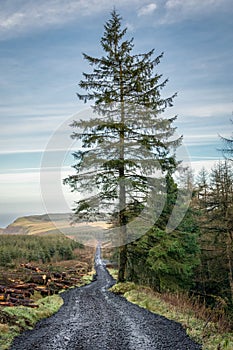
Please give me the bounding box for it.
[10,246,202,350]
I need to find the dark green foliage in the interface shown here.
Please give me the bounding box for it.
[146,229,199,290]
[0,234,82,266]
[194,161,233,317]
[156,174,178,229]
[124,171,200,292]
[126,213,200,292]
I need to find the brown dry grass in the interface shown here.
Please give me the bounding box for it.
[159,292,231,333]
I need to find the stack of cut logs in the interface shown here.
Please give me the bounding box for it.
[0,262,88,308]
[0,283,38,308]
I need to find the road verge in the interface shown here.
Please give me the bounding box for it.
[109,282,233,350]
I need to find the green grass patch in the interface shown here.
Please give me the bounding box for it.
[109,283,233,350]
[80,270,96,285]
[106,268,118,280]
[110,281,137,294]
[0,294,63,350]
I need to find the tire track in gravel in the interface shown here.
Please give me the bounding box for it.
[10,245,202,350]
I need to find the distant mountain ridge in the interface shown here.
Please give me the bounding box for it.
[0,214,110,246]
[1,213,71,235]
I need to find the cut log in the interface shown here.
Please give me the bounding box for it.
[21,263,41,272]
[62,280,74,286]
[28,275,45,284]
[0,301,14,307]
[34,286,47,290]
[7,296,38,307]
[0,294,5,301]
[0,285,6,293]
[53,282,67,289]
[13,283,37,289]
[4,287,32,298]
[40,289,51,297]
[9,293,25,299]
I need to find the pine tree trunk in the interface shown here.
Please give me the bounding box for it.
[118,244,127,282]
[117,183,127,281]
[226,233,233,303]
[117,62,127,283]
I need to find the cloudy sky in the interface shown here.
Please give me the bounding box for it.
[0,0,232,227]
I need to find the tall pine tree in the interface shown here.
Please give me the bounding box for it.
[64,10,181,282]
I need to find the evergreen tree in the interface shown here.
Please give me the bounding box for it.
[126,175,200,292]
[196,168,209,202]
[64,10,181,282]
[220,118,233,160]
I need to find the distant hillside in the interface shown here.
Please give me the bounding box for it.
[2,213,71,235]
[1,213,110,245]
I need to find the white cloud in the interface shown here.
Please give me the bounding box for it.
[0,166,76,216]
[137,3,157,17]
[183,135,220,147]
[163,0,232,23]
[0,103,79,119]
[1,12,25,29]
[191,159,220,176]
[0,0,232,39]
[0,0,92,33]
[177,102,232,119]
[0,0,143,39]
[165,0,228,11]
[125,22,135,32]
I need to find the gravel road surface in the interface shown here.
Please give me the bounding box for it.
[10,246,202,349]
